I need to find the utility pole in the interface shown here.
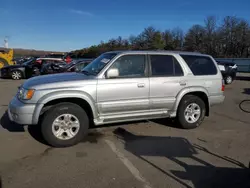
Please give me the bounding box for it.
[4,36,9,48]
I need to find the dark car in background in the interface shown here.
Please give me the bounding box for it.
[0,58,39,80]
[0,58,68,80]
[40,59,92,75]
[217,61,238,84]
[13,57,34,65]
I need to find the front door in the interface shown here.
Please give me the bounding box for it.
[149,54,186,112]
[97,54,150,117]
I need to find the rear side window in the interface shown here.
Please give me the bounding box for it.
[180,55,217,76]
[150,55,184,77]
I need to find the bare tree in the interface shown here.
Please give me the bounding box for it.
[184,24,205,52]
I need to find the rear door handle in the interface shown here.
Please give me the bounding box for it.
[137,83,145,88]
[179,81,187,86]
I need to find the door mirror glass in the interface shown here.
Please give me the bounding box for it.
[107,68,119,78]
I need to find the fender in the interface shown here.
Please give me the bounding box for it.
[173,86,209,111]
[32,90,97,124]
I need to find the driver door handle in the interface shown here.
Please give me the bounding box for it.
[137,83,145,88]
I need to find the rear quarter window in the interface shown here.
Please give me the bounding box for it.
[180,55,217,76]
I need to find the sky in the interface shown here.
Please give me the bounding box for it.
[1,0,250,52]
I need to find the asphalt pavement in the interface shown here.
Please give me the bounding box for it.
[0,74,250,188]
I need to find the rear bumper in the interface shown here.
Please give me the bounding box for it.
[209,95,225,106]
[8,96,36,125]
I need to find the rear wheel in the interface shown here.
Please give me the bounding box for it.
[11,70,22,80]
[177,95,206,129]
[41,102,89,147]
[0,58,8,69]
[225,75,233,84]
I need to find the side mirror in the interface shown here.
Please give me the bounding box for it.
[106,68,119,78]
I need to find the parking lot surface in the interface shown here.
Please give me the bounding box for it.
[0,74,250,188]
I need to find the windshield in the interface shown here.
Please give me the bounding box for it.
[82,53,118,75]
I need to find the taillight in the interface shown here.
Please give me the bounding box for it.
[221,79,225,91]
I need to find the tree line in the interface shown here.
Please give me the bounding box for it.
[71,16,250,58]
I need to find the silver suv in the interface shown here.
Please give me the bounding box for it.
[8,51,225,147]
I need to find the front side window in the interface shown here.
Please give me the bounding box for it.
[180,55,217,76]
[150,55,184,77]
[108,55,146,78]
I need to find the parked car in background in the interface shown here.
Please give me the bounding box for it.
[0,58,38,79]
[40,62,67,75]
[217,61,238,84]
[35,58,67,70]
[44,53,74,63]
[45,53,65,60]
[40,60,91,75]
[7,51,225,147]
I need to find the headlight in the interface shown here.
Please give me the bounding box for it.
[17,87,35,100]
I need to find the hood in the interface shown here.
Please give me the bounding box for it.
[22,72,96,90]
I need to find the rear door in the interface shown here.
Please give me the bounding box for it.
[149,54,186,112]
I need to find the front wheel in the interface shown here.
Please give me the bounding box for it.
[177,95,206,129]
[11,70,22,80]
[41,103,89,147]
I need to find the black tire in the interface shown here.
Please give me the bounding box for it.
[177,95,206,129]
[225,75,233,85]
[41,102,89,147]
[0,58,9,69]
[11,70,23,80]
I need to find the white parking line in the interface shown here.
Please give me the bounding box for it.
[105,139,152,188]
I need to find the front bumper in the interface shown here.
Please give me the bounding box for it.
[8,96,36,125]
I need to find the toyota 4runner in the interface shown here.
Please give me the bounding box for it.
[8,51,225,147]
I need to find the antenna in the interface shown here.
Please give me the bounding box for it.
[4,36,9,48]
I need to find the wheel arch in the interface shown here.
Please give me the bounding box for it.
[32,92,98,125]
[174,87,210,116]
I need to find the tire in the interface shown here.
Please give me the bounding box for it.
[177,95,206,129]
[11,70,23,80]
[225,75,233,85]
[0,58,9,69]
[41,102,89,147]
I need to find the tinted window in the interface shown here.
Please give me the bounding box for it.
[150,55,183,76]
[109,55,146,78]
[181,55,217,76]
